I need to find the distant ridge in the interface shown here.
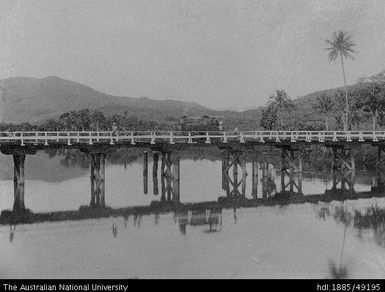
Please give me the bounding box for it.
[0,75,369,124]
[0,76,217,123]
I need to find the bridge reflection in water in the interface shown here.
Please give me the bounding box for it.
[2,130,385,234]
[2,143,385,279]
[1,146,385,227]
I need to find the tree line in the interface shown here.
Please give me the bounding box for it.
[0,109,176,132]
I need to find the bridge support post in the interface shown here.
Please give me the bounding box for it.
[252,159,258,199]
[160,153,166,202]
[90,160,95,207]
[222,150,247,199]
[329,146,355,194]
[13,154,26,211]
[221,150,231,197]
[143,151,148,195]
[90,152,107,208]
[160,152,173,202]
[172,154,180,204]
[241,155,247,198]
[100,153,106,206]
[153,152,159,195]
[372,146,385,192]
[280,147,303,195]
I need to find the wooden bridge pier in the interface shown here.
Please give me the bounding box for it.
[329,146,356,194]
[157,151,181,204]
[143,151,148,195]
[222,149,247,198]
[152,152,159,195]
[372,145,385,192]
[252,159,259,199]
[279,146,304,195]
[12,153,26,211]
[89,152,106,208]
[0,147,37,214]
[172,154,180,203]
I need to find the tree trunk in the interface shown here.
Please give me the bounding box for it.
[325,116,329,131]
[340,53,350,131]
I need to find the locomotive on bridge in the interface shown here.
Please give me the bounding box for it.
[179,115,224,131]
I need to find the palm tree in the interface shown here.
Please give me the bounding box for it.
[268,89,293,128]
[326,31,356,131]
[312,93,335,130]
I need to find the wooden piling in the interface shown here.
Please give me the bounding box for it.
[241,156,247,197]
[153,152,159,195]
[143,151,148,195]
[172,155,180,203]
[90,157,95,206]
[165,153,172,201]
[100,153,106,207]
[13,154,26,211]
[233,158,238,197]
[252,160,258,198]
[281,149,285,192]
[161,153,166,201]
[298,150,303,194]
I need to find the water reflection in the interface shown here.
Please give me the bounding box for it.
[9,224,16,243]
[174,208,223,235]
[2,147,385,278]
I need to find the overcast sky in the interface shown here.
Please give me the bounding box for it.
[0,0,384,110]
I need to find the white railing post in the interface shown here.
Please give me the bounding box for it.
[34,132,38,145]
[110,132,114,145]
[346,131,352,142]
[67,132,72,146]
[275,132,280,143]
[333,132,338,142]
[205,132,211,144]
[150,132,155,145]
[44,132,48,146]
[306,132,311,142]
[170,132,175,144]
[240,132,245,143]
[89,132,93,145]
[20,132,25,146]
[291,132,296,143]
[76,132,80,143]
[259,132,265,143]
[318,132,325,143]
[223,132,228,143]
[130,132,136,145]
[359,131,364,142]
[188,132,193,144]
[56,132,59,142]
[373,131,379,142]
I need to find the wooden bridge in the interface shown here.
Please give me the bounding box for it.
[1,130,385,146]
[2,130,385,220]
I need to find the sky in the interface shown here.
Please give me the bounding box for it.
[0,0,384,110]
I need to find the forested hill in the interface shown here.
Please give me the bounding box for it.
[0,76,218,123]
[0,75,368,127]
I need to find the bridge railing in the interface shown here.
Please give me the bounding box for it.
[1,130,385,145]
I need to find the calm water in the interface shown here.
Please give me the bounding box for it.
[0,150,384,278]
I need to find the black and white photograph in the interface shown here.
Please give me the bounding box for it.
[0,0,385,281]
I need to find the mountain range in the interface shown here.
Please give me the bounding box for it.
[0,75,361,124]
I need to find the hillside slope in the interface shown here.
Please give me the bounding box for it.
[0,76,216,123]
[0,75,368,127]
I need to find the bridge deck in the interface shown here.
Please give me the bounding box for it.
[0,130,385,147]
